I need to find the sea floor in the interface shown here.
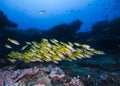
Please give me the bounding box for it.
[0,55,120,86]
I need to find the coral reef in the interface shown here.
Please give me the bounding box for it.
[0,8,120,86]
[0,64,120,86]
[64,76,84,86]
[0,64,64,86]
[8,38,104,63]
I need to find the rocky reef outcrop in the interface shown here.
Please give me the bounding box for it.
[0,10,18,28]
[77,17,120,55]
[0,10,18,66]
[42,19,82,42]
[89,18,120,55]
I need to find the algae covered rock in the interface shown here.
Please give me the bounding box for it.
[8,38,104,63]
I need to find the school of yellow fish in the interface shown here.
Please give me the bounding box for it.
[7,38,105,63]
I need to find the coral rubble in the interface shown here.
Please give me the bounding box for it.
[0,64,120,86]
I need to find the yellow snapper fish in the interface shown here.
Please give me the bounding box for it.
[95,51,105,55]
[68,42,73,47]
[7,38,20,45]
[74,42,81,46]
[82,44,90,49]
[25,42,31,45]
[5,44,12,49]
[50,39,58,43]
[21,45,29,51]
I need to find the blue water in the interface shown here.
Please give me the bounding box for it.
[0,0,120,32]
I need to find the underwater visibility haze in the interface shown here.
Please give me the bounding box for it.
[0,0,120,31]
[0,0,120,86]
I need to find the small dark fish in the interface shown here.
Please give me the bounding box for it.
[38,11,45,14]
[25,42,31,45]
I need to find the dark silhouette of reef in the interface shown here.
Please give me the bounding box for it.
[0,10,18,66]
[75,17,120,55]
[0,10,18,28]
[42,19,82,42]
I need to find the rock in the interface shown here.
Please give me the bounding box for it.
[43,19,82,42]
[75,17,120,55]
[35,76,52,86]
[0,10,18,28]
[42,64,65,79]
[64,76,84,86]
[91,20,110,34]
